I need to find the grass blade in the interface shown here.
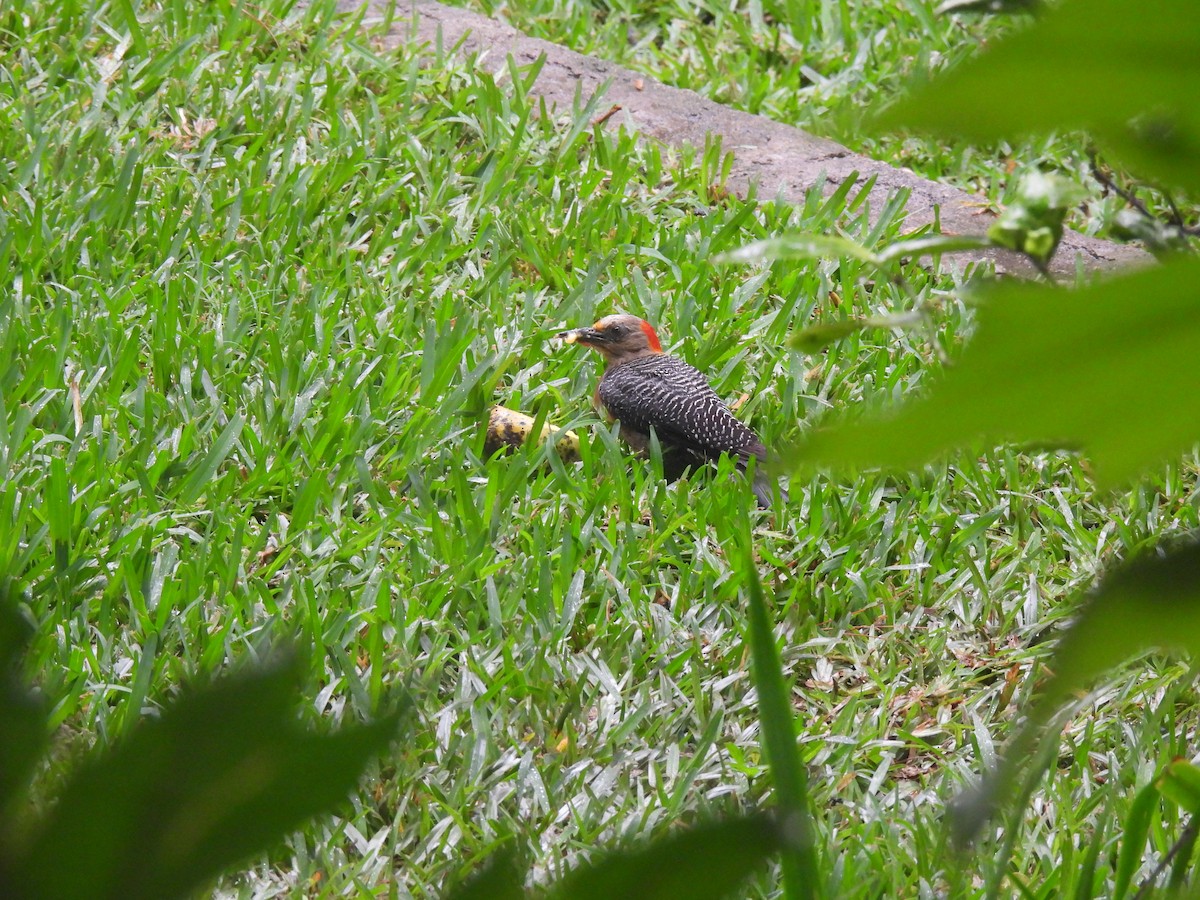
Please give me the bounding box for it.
[180,414,244,504]
[730,510,820,900]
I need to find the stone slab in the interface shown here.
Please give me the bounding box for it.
[334,0,1150,276]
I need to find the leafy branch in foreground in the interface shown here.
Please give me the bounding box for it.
[785,253,1200,487]
[0,607,401,900]
[1090,150,1199,258]
[718,167,1085,290]
[877,0,1200,195]
[722,0,1200,894]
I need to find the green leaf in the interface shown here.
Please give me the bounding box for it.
[715,234,878,265]
[46,456,72,572]
[791,253,1200,486]
[789,320,869,353]
[14,654,401,900]
[544,815,785,900]
[1007,170,1089,213]
[1159,760,1200,816]
[936,0,1041,13]
[1168,817,1200,892]
[1075,812,1108,900]
[1110,209,1194,258]
[791,310,928,353]
[877,0,1200,192]
[0,600,45,812]
[872,233,993,264]
[444,846,526,900]
[985,172,1088,265]
[113,0,149,56]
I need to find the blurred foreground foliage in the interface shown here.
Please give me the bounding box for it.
[0,597,793,900]
[4,0,1199,897]
[726,0,1200,895]
[0,605,401,900]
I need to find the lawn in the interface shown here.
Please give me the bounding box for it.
[2,0,1195,896]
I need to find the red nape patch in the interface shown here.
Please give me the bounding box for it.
[639,319,663,353]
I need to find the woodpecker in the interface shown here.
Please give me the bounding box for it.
[556,314,784,508]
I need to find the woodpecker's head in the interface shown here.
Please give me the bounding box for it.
[556,314,663,364]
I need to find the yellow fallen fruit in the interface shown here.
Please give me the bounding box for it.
[484,406,581,462]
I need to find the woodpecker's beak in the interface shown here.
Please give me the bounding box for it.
[556,327,603,346]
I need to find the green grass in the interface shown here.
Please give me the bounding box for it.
[2,0,1198,895]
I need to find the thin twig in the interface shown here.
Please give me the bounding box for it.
[1089,148,1200,238]
[1089,151,1152,218]
[1133,815,1200,900]
[590,104,622,128]
[1165,194,1200,238]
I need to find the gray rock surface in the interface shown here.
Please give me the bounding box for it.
[335,0,1150,276]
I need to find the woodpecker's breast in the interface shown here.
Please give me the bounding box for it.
[592,383,611,419]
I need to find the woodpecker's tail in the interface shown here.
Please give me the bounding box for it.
[751,470,788,509]
[742,443,787,509]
